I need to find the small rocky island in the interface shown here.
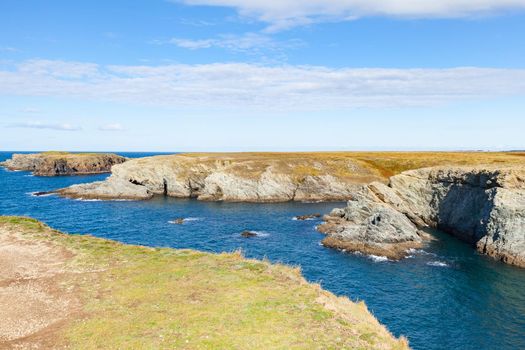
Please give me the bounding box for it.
[319,166,525,267]
[1,152,127,176]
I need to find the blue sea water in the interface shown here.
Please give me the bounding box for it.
[0,151,524,350]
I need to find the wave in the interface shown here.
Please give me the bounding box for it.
[74,198,133,202]
[427,261,449,267]
[368,255,390,263]
[250,231,270,237]
[406,248,437,257]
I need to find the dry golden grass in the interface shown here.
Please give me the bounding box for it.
[176,151,525,180]
[40,151,119,159]
[0,216,409,350]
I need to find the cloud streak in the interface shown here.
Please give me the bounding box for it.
[7,121,82,131]
[0,59,525,111]
[99,123,124,131]
[178,0,525,30]
[156,32,303,56]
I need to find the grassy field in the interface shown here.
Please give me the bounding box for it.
[0,216,408,349]
[178,151,525,179]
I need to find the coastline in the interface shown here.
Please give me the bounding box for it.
[0,216,408,349]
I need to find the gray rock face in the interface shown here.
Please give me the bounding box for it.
[55,154,380,202]
[1,153,127,176]
[321,166,525,267]
[318,184,426,260]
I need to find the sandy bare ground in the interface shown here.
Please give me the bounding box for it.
[0,226,79,349]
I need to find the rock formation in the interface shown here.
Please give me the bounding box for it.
[56,153,384,201]
[320,166,525,267]
[317,184,428,260]
[1,152,127,176]
[294,214,322,220]
[241,230,258,238]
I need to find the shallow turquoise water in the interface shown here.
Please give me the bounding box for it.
[1,151,524,350]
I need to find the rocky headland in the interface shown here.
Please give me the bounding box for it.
[1,152,127,176]
[55,153,386,201]
[319,166,525,267]
[54,152,525,202]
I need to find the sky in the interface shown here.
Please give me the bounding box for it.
[1,0,525,152]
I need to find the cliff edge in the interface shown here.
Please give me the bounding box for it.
[0,216,408,349]
[56,153,385,201]
[55,152,525,202]
[320,166,525,267]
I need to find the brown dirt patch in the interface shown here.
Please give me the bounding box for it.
[0,226,80,349]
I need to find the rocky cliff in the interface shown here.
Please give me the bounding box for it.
[1,152,127,176]
[56,153,385,201]
[320,166,525,267]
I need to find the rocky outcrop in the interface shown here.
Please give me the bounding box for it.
[1,152,127,176]
[320,166,525,267]
[317,183,428,260]
[56,153,384,202]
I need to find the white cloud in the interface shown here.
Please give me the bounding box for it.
[159,32,302,54]
[0,59,524,111]
[7,121,82,131]
[99,123,124,131]
[17,59,101,79]
[178,0,525,30]
[0,47,19,53]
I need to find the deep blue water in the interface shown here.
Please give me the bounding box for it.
[1,151,524,350]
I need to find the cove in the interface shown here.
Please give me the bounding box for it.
[1,152,524,350]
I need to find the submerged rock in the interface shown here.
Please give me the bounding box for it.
[1,152,126,176]
[320,166,525,267]
[294,214,321,221]
[241,231,258,238]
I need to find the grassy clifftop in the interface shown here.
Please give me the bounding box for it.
[180,151,525,179]
[0,216,408,349]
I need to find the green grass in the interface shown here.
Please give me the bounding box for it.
[0,216,409,350]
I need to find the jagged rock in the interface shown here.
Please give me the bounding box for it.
[1,152,126,176]
[55,154,380,202]
[318,185,425,260]
[56,177,151,200]
[320,166,525,267]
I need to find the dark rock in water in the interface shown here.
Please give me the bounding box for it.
[33,191,52,197]
[294,213,321,221]
[241,230,258,238]
[170,218,185,225]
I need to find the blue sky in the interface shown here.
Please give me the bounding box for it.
[1,0,525,151]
